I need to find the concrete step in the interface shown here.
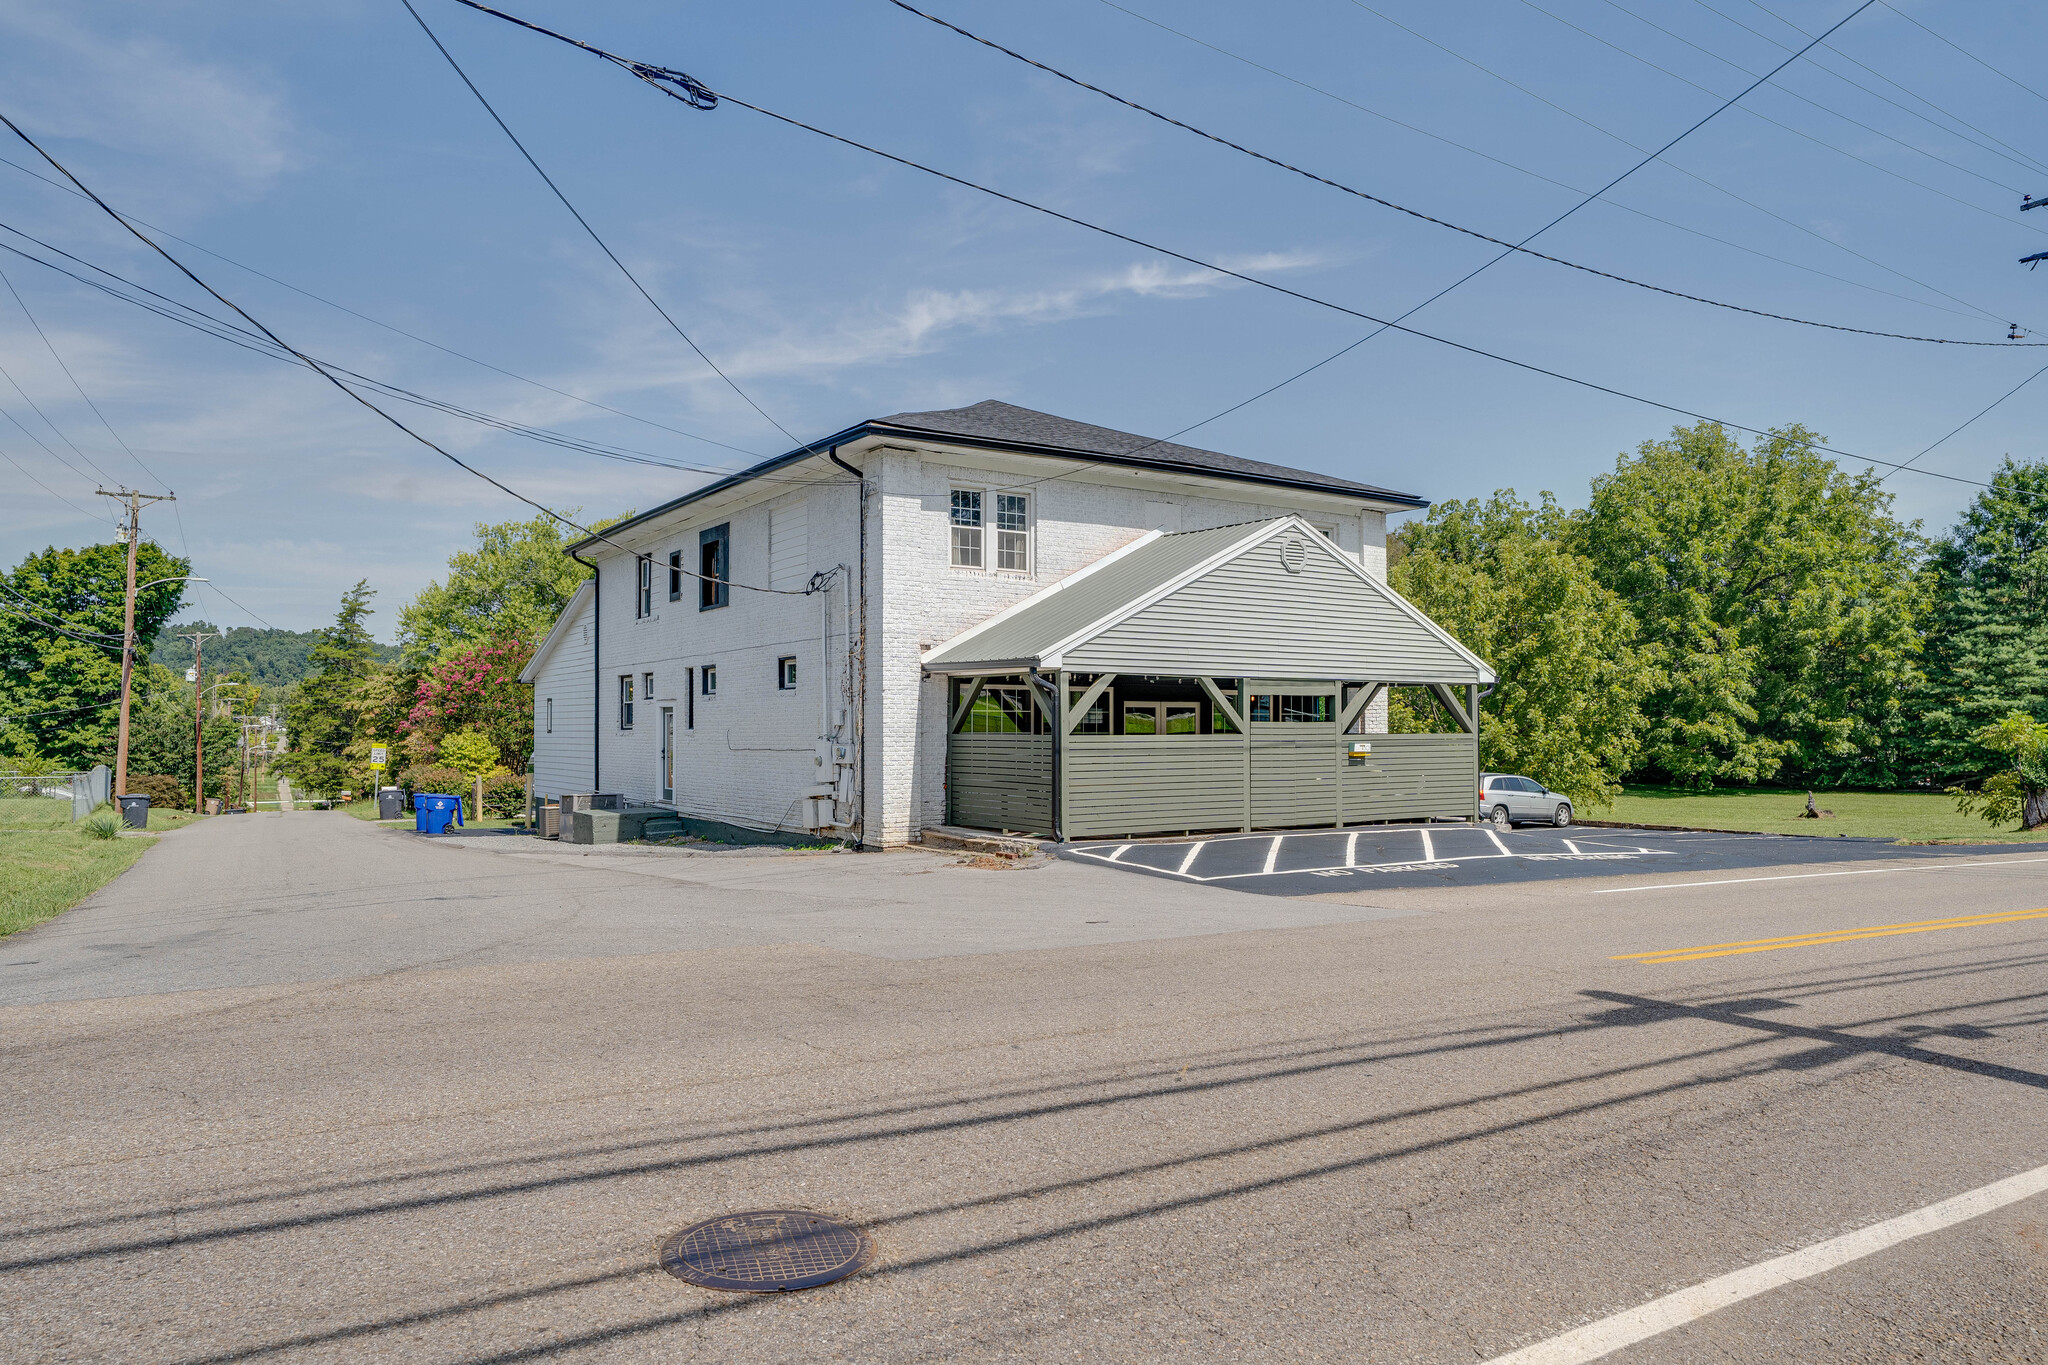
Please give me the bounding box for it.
[917,825,1046,859]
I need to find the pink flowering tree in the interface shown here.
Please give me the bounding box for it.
[401,636,535,772]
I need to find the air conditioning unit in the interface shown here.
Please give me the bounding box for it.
[539,803,561,838]
[561,793,623,813]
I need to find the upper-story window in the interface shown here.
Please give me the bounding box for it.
[951,489,1030,571]
[699,524,729,610]
[636,557,653,618]
[668,550,683,601]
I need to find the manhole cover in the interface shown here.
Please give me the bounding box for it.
[658,1210,872,1293]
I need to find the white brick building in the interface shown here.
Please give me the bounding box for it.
[526,400,1481,847]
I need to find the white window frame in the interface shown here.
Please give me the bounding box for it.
[701,664,717,697]
[777,656,797,690]
[545,697,553,734]
[950,486,1030,573]
[949,488,983,568]
[636,557,652,618]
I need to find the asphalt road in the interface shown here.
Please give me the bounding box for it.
[3,811,2046,1363]
[1062,821,2048,894]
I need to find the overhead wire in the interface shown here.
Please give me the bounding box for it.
[0,111,822,597]
[396,0,806,452]
[0,445,106,523]
[0,698,121,722]
[0,225,823,484]
[1878,359,2048,487]
[1091,0,1996,329]
[883,0,2037,348]
[1877,2,2048,111]
[1570,0,2043,205]
[1702,0,2048,179]
[1507,0,2048,236]
[0,153,769,466]
[445,0,2048,503]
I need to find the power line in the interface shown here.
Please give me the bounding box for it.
[1,444,107,523]
[0,355,117,488]
[0,151,768,465]
[397,0,805,451]
[1091,0,1996,329]
[1701,0,2048,180]
[1878,359,2048,487]
[0,110,821,599]
[0,698,120,723]
[0,225,822,485]
[0,263,170,494]
[1877,2,2048,111]
[451,0,2040,502]
[884,0,2033,348]
[1572,0,2044,208]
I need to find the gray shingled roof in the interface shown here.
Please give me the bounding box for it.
[569,398,1422,554]
[873,401,1423,506]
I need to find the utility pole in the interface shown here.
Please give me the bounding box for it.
[96,488,175,800]
[177,628,224,812]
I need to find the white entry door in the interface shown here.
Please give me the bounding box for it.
[660,707,674,803]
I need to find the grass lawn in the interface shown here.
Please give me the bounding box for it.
[0,797,203,939]
[1601,786,2045,844]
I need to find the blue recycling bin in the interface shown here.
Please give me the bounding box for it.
[414,793,464,835]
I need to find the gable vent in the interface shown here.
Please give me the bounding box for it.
[1279,537,1308,574]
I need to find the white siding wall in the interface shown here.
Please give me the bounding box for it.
[529,594,594,801]
[590,477,860,833]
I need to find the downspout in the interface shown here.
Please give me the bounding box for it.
[571,547,599,790]
[827,446,868,850]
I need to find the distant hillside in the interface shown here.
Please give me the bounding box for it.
[152,621,401,688]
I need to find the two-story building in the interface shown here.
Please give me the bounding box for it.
[521,399,1493,846]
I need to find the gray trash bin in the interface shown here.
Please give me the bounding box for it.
[378,787,403,820]
[117,793,151,829]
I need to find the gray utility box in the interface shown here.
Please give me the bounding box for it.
[561,806,680,845]
[560,793,623,814]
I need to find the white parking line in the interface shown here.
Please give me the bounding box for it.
[1420,829,1434,863]
[1482,1159,2048,1364]
[1066,829,1680,882]
[1175,841,1206,876]
[1563,839,1582,854]
[1592,854,2048,894]
[1105,844,1130,863]
[1344,831,1358,868]
[1262,836,1283,875]
[1485,828,1511,855]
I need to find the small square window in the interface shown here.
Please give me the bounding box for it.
[643,671,655,701]
[777,656,797,690]
[950,489,983,568]
[701,665,717,696]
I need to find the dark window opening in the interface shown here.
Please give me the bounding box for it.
[668,550,683,601]
[777,656,797,690]
[702,664,717,696]
[618,675,635,730]
[1249,693,1333,723]
[636,557,652,618]
[699,523,729,610]
[685,668,695,730]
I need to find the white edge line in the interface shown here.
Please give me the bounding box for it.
[1592,854,2048,894]
[1262,835,1283,875]
[1345,831,1358,868]
[1420,829,1434,862]
[1175,841,1206,876]
[1105,844,1130,863]
[1481,1160,2048,1365]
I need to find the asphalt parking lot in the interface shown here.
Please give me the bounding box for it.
[1061,821,2048,895]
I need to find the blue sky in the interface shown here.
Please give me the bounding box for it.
[2,0,2044,634]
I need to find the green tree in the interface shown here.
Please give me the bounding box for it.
[282,582,382,793]
[1911,458,2048,782]
[397,513,615,668]
[123,666,246,806]
[1394,492,1653,808]
[437,728,504,780]
[1948,712,2048,831]
[0,540,189,766]
[1571,422,1926,787]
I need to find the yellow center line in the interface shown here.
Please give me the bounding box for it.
[1614,908,2048,964]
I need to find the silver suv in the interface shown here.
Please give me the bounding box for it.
[1478,773,1573,828]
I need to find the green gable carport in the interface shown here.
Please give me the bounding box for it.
[922,516,1497,840]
